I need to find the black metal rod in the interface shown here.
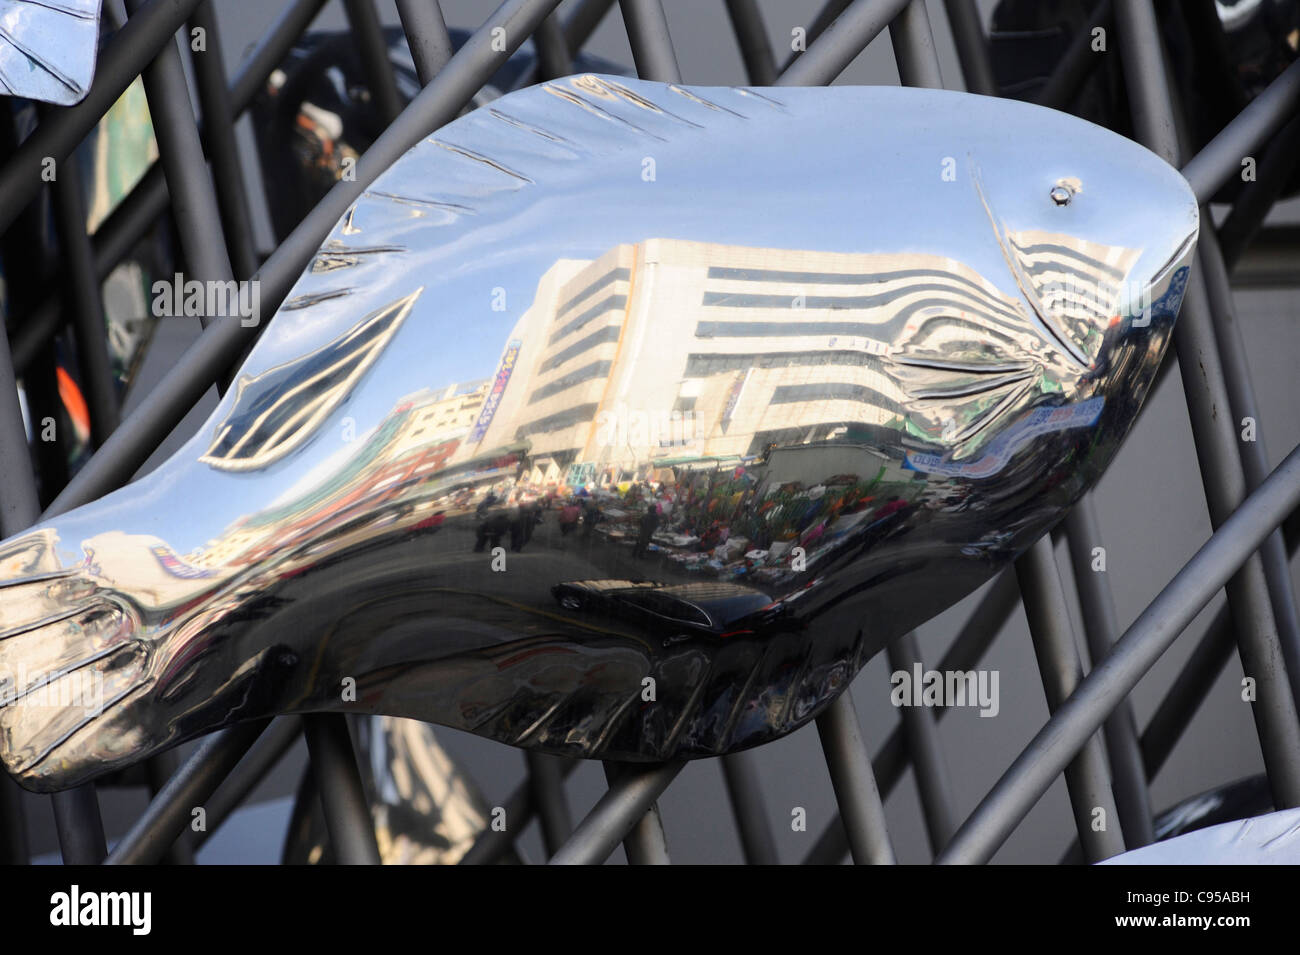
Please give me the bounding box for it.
[396,0,454,87]
[189,0,261,280]
[724,0,777,85]
[776,0,912,87]
[779,0,853,74]
[618,0,680,83]
[938,438,1300,863]
[561,0,615,52]
[1217,113,1300,269]
[991,0,1146,854]
[344,0,405,125]
[1116,0,1300,808]
[804,569,1019,864]
[1114,0,1178,155]
[1148,480,1300,782]
[1063,501,1155,848]
[0,157,108,857]
[1139,612,1236,779]
[143,750,196,864]
[549,762,683,864]
[123,0,235,328]
[889,0,942,89]
[50,155,119,446]
[0,317,42,537]
[231,0,331,109]
[1196,223,1300,711]
[532,12,571,81]
[1068,511,1300,860]
[25,344,69,506]
[508,0,614,91]
[1035,0,1111,109]
[1143,497,1300,780]
[816,692,896,864]
[43,0,565,520]
[460,758,579,865]
[1240,226,1300,288]
[11,0,325,377]
[525,751,573,855]
[619,804,670,863]
[603,762,671,863]
[0,0,205,239]
[1015,537,1125,862]
[106,721,270,864]
[884,631,958,854]
[1181,58,1300,205]
[1177,259,1300,805]
[303,715,380,865]
[0,777,27,864]
[191,716,303,850]
[720,750,779,864]
[941,0,995,95]
[61,9,205,857]
[51,786,108,865]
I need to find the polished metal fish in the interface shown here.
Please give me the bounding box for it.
[0,76,1197,791]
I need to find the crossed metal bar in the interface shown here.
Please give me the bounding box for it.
[0,0,1296,866]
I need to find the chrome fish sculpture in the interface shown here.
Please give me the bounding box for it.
[0,76,1198,791]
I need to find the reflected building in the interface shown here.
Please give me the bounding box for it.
[409,379,490,439]
[389,378,490,468]
[455,247,629,484]
[171,232,1145,574]
[1002,226,1143,367]
[456,235,1138,487]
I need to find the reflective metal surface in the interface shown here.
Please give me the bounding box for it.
[0,0,100,105]
[250,25,630,240]
[1103,806,1300,864]
[282,716,509,865]
[0,77,1197,792]
[1151,773,1273,841]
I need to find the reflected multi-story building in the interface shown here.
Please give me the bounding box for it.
[418,379,490,435]
[456,236,1132,487]
[185,231,1141,567]
[389,379,490,469]
[451,248,625,484]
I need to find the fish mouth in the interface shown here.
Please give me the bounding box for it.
[969,165,1087,370]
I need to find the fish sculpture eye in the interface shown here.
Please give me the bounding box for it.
[0,77,1197,791]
